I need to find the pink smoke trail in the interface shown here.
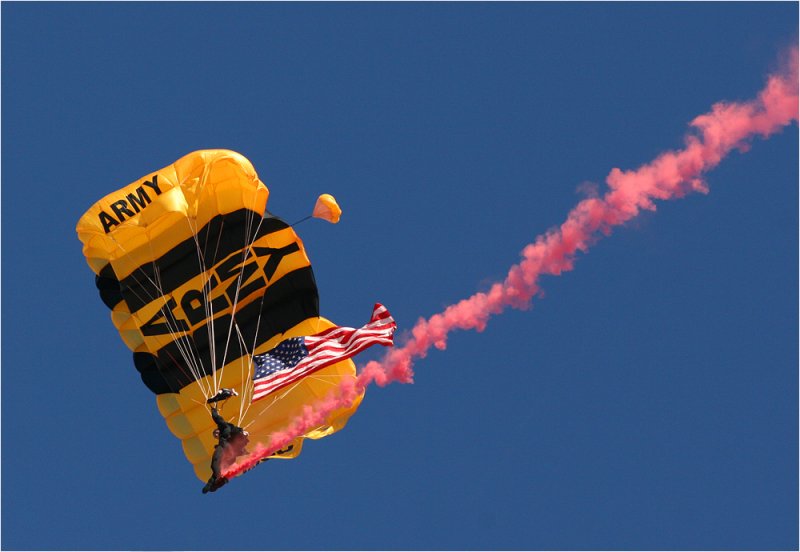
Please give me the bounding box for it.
[223,48,798,480]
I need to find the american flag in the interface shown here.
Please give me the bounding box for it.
[251,303,396,403]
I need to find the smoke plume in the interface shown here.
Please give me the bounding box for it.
[223,47,798,480]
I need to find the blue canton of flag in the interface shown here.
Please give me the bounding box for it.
[253,337,309,380]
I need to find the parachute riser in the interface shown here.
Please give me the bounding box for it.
[289,215,312,227]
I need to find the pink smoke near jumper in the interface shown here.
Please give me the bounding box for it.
[222,48,798,481]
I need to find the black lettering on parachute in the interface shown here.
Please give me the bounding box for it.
[139,242,300,337]
[99,175,163,233]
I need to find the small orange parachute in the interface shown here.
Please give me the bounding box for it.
[313,193,342,224]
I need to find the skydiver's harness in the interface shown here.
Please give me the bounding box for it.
[207,388,251,442]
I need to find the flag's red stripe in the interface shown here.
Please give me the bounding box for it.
[302,334,394,367]
[306,323,395,349]
[309,333,394,352]
[304,304,394,340]
[306,316,395,342]
[252,363,321,400]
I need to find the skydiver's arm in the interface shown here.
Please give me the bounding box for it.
[210,407,226,428]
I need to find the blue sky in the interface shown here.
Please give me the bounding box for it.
[2,2,797,550]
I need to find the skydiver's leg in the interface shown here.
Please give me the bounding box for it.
[202,445,225,494]
[210,445,224,478]
[209,476,229,492]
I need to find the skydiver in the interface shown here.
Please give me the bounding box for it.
[202,406,250,494]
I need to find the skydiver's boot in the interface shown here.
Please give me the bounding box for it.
[202,476,217,494]
[209,477,229,492]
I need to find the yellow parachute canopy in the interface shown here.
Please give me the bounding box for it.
[312,193,342,224]
[76,150,364,482]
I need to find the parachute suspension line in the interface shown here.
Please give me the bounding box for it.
[142,253,206,392]
[232,319,268,425]
[104,233,209,397]
[211,187,270,424]
[229,190,299,425]
[216,209,268,396]
[251,378,309,421]
[241,215,305,423]
[241,252,273,423]
[307,373,346,385]
[111,264,204,395]
[215,208,270,426]
[215,225,253,391]
[233,187,276,424]
[203,216,227,396]
[111,267,199,385]
[173,189,266,404]
[289,215,311,227]
[185,214,220,398]
[142,239,206,395]
[246,380,320,458]
[153,263,214,397]
[191,162,223,397]
[185,166,233,399]
[232,322,254,424]
[229,183,283,426]
[151,263,211,397]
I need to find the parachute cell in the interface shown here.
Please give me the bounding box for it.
[76,150,364,482]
